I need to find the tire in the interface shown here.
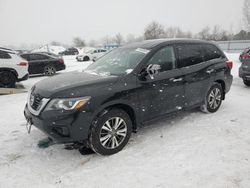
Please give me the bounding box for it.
[44,65,56,76]
[0,71,16,88]
[200,83,223,113]
[83,56,90,61]
[243,79,250,87]
[89,108,132,155]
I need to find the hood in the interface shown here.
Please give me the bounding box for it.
[33,71,119,98]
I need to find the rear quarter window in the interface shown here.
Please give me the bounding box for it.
[202,44,224,61]
[0,51,11,59]
[176,44,204,68]
[20,54,30,61]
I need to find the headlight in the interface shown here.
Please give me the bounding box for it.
[45,97,91,111]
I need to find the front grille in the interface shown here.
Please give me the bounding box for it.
[29,93,44,111]
[32,94,43,110]
[28,91,50,116]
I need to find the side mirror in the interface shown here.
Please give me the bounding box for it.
[139,64,161,80]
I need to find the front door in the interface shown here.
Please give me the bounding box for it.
[137,45,185,122]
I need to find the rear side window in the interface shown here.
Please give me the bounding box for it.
[202,44,224,61]
[29,54,48,61]
[0,51,11,59]
[20,54,30,61]
[176,44,203,68]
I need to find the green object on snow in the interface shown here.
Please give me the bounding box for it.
[37,138,54,148]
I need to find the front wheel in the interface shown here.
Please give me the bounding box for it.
[89,108,132,155]
[243,79,250,87]
[200,83,223,113]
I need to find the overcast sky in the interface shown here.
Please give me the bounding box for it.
[0,0,245,47]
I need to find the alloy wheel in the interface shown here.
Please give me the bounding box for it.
[99,117,127,149]
[208,88,222,110]
[44,66,56,76]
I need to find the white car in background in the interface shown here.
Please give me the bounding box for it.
[0,48,29,88]
[76,48,108,62]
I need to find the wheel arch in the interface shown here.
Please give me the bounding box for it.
[94,102,138,132]
[0,68,18,79]
[214,80,225,100]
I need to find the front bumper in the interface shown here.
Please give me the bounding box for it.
[24,104,93,144]
[17,73,29,82]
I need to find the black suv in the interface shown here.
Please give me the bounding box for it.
[239,48,250,86]
[24,39,233,155]
[59,48,79,56]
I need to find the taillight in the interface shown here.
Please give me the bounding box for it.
[226,60,233,70]
[18,61,28,66]
[242,53,250,59]
[59,58,64,64]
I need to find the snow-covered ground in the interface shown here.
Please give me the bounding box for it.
[0,53,250,188]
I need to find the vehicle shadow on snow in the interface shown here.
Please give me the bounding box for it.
[132,109,201,140]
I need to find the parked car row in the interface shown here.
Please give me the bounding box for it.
[0,48,66,88]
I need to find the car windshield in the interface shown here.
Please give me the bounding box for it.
[85,48,149,76]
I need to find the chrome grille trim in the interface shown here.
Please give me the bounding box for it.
[27,90,50,116]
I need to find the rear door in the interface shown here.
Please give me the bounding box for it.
[137,45,185,122]
[175,43,216,108]
[28,54,49,74]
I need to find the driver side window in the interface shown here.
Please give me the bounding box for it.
[147,46,176,72]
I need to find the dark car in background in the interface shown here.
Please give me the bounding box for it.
[24,39,233,156]
[20,53,66,76]
[239,48,250,86]
[41,52,61,58]
[239,47,250,62]
[59,48,79,56]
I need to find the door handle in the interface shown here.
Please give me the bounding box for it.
[171,78,183,82]
[206,69,215,74]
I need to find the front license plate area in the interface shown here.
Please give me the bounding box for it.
[26,118,33,134]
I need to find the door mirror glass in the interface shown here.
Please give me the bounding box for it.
[146,64,161,78]
[139,64,161,80]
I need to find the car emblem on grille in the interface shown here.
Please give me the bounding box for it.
[30,94,35,106]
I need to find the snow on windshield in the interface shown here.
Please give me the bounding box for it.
[85,48,150,76]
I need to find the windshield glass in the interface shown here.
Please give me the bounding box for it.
[85,48,149,76]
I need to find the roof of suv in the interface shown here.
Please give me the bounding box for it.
[123,39,214,49]
[0,47,16,54]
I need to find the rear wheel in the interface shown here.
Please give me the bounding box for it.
[0,71,16,88]
[44,65,56,76]
[89,108,132,155]
[200,83,223,113]
[83,56,90,61]
[243,79,250,87]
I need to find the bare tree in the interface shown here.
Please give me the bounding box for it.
[243,0,250,30]
[125,34,143,44]
[73,37,85,47]
[197,26,211,40]
[88,40,96,47]
[144,21,165,40]
[113,33,124,45]
[50,41,62,46]
[210,25,222,40]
